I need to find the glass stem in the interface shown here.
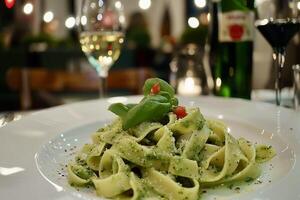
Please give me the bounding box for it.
[99,76,107,98]
[274,49,286,106]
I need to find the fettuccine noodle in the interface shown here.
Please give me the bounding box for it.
[67,108,275,200]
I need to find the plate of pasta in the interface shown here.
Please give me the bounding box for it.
[31,79,300,200]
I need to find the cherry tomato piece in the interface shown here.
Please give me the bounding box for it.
[150,83,160,95]
[174,106,187,119]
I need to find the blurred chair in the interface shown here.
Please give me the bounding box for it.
[110,67,155,93]
[7,68,64,91]
[65,67,155,94]
[6,67,155,110]
[6,68,64,110]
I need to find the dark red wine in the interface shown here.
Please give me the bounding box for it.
[256,19,300,52]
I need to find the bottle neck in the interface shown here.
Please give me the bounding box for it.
[220,0,254,12]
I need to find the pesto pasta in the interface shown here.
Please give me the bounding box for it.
[67,108,275,199]
[67,78,276,200]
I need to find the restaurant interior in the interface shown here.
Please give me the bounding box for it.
[0,0,299,113]
[1,1,300,200]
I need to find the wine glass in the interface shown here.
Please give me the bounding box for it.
[78,0,125,97]
[255,0,300,106]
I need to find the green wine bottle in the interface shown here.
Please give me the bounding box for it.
[209,0,254,99]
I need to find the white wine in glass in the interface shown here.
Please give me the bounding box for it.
[78,0,125,97]
[79,31,124,77]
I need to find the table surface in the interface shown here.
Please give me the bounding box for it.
[0,88,296,128]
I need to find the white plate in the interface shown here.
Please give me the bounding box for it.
[0,96,300,200]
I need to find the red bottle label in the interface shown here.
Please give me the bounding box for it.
[229,24,244,40]
[219,11,254,42]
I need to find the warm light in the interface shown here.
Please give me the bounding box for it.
[5,0,15,9]
[177,77,201,96]
[43,11,54,23]
[207,13,211,21]
[98,0,104,7]
[119,15,126,24]
[297,2,300,10]
[188,17,200,29]
[216,77,222,87]
[115,1,122,9]
[90,2,96,9]
[98,56,113,67]
[81,15,87,25]
[65,16,76,29]
[194,0,206,8]
[139,0,151,10]
[23,3,33,15]
[97,13,103,21]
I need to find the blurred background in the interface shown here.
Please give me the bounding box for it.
[0,0,299,111]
